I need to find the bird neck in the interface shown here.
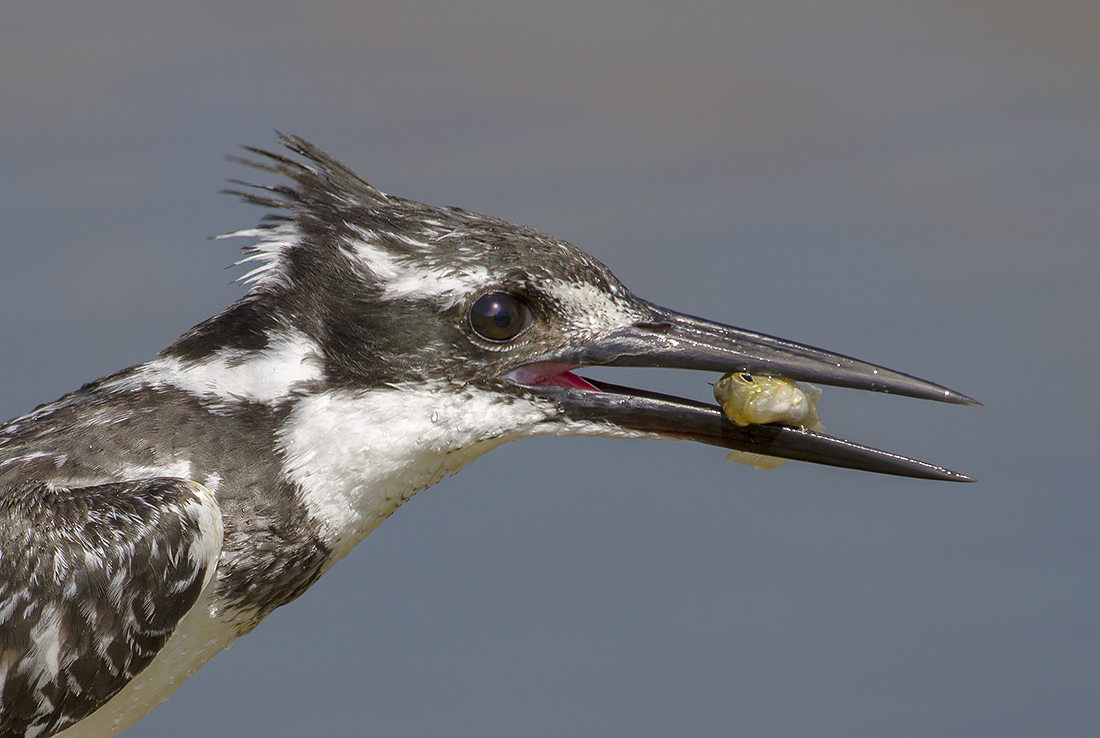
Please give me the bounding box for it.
[276,382,555,562]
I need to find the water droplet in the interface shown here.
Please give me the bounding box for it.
[431,412,439,422]
[207,604,219,618]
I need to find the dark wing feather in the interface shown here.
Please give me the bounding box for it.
[0,477,222,738]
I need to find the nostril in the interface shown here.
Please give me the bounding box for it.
[632,321,673,333]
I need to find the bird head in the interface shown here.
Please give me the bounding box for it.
[167,135,976,487]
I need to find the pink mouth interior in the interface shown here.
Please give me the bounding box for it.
[506,362,600,391]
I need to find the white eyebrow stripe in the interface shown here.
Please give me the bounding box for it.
[349,235,489,308]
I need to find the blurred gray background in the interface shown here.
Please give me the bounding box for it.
[2,1,1097,736]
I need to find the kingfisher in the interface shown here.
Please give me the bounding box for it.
[0,135,977,738]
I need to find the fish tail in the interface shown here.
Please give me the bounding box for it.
[723,449,789,470]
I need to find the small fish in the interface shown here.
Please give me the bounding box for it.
[713,373,823,469]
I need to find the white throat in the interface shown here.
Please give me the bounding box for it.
[277,383,556,561]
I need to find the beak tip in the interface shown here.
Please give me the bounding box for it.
[936,468,978,483]
[942,389,983,407]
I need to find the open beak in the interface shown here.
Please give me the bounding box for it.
[508,301,979,482]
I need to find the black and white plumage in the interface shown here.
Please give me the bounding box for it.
[0,478,220,738]
[0,136,977,738]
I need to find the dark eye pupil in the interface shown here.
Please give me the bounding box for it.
[470,292,529,342]
[739,373,755,383]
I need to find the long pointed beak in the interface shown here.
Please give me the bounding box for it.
[509,301,978,481]
[584,301,980,406]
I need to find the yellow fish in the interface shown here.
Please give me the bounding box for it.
[713,373,823,469]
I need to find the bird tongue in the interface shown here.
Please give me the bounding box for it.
[546,371,600,391]
[506,362,600,391]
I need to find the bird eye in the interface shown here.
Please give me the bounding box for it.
[469,292,532,342]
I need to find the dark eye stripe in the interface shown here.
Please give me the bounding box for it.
[469,292,532,342]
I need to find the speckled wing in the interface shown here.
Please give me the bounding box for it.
[0,477,222,738]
